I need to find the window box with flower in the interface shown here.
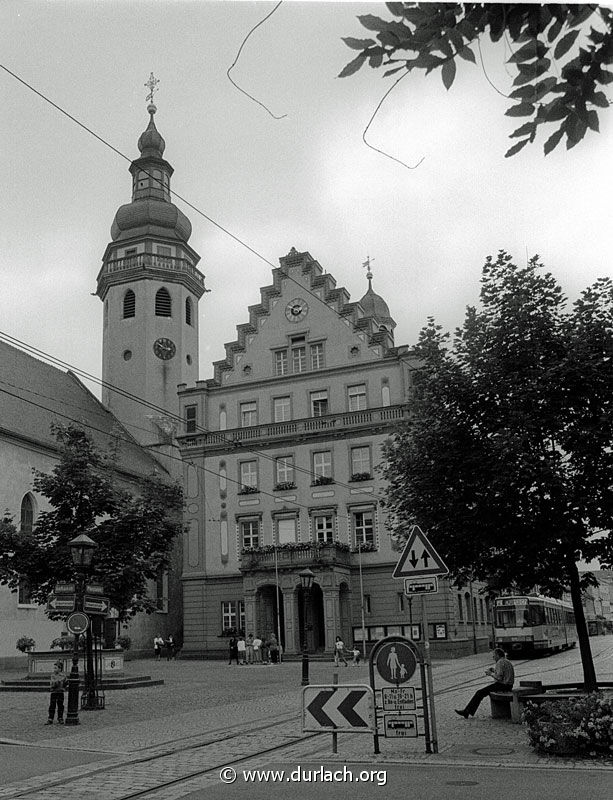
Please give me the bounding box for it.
[350,472,372,482]
[274,482,296,492]
[352,541,377,553]
[311,475,335,486]
[238,485,259,495]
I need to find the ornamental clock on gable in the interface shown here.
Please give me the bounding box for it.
[285,298,309,322]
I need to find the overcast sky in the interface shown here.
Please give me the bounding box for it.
[1,1,611,398]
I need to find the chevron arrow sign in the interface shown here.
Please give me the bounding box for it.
[302,685,375,733]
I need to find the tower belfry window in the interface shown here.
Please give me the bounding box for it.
[185,297,193,326]
[123,289,136,319]
[155,287,172,317]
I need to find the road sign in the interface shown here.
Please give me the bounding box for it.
[66,611,89,635]
[83,595,110,615]
[47,595,76,613]
[54,582,76,594]
[404,576,439,595]
[374,640,417,684]
[383,714,418,738]
[85,583,105,595]
[381,686,416,711]
[302,685,374,732]
[392,525,448,578]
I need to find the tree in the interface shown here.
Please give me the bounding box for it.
[340,3,613,156]
[381,252,613,691]
[0,424,184,622]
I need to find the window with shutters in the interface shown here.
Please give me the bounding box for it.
[185,405,197,433]
[155,287,172,317]
[123,289,136,319]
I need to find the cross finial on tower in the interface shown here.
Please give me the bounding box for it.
[145,72,160,105]
[362,255,374,285]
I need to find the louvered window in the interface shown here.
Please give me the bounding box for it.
[185,297,193,326]
[123,290,136,319]
[155,287,172,317]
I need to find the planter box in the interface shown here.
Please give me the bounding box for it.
[27,649,125,677]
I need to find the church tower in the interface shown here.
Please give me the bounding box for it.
[96,78,206,448]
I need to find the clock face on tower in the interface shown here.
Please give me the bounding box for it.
[153,337,176,360]
[285,298,309,323]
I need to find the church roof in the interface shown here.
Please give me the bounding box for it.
[0,340,165,480]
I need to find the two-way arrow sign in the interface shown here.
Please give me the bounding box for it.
[392,525,448,579]
[302,685,374,733]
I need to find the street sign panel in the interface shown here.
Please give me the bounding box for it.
[54,582,76,594]
[66,611,89,635]
[383,714,418,738]
[404,576,439,595]
[392,525,448,578]
[302,685,374,733]
[381,686,416,711]
[83,595,110,615]
[47,595,76,613]
[85,583,105,595]
[374,640,417,684]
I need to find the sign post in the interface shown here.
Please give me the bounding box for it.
[392,525,449,754]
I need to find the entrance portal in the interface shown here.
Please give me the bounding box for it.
[256,584,285,649]
[297,582,325,653]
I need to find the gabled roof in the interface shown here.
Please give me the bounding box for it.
[0,339,165,479]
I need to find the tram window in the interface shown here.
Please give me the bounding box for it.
[495,608,517,628]
[526,604,545,626]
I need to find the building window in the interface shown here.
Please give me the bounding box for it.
[310,343,325,370]
[348,384,367,411]
[221,601,245,633]
[275,456,294,486]
[310,390,328,417]
[185,405,197,433]
[353,510,374,546]
[20,494,34,533]
[277,517,297,544]
[291,342,306,373]
[351,446,371,477]
[239,461,258,490]
[458,594,464,622]
[156,245,172,264]
[240,519,260,548]
[154,567,168,612]
[155,287,172,317]
[123,289,136,319]
[185,297,193,326]
[240,401,257,427]
[313,450,332,479]
[364,594,372,614]
[18,578,33,606]
[274,349,288,376]
[397,593,405,612]
[313,514,334,543]
[273,396,291,423]
[465,592,472,622]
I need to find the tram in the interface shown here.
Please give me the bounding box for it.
[494,595,577,656]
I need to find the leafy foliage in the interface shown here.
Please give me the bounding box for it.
[381,253,613,688]
[524,694,613,756]
[340,3,613,156]
[0,424,184,622]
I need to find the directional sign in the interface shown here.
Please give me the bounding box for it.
[66,611,89,635]
[392,525,448,579]
[83,595,110,615]
[85,583,105,595]
[302,685,374,733]
[382,686,416,711]
[383,714,418,738]
[404,576,439,596]
[374,640,417,684]
[47,594,76,613]
[54,582,76,594]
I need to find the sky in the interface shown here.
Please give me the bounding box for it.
[1,0,612,398]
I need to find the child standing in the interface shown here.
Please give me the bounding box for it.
[46,660,67,725]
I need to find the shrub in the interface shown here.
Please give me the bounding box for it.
[524,693,613,757]
[15,636,35,652]
[116,635,131,650]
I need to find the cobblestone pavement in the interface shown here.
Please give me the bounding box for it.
[0,639,611,799]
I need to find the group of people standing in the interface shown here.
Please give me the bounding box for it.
[153,633,177,661]
[228,633,280,665]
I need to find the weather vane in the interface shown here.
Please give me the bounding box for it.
[145,72,160,105]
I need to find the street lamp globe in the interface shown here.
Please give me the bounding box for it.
[68,533,97,569]
[299,567,315,591]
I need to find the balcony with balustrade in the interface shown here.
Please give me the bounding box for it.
[239,542,353,574]
[97,252,205,298]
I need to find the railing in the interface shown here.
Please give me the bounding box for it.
[102,253,205,287]
[180,404,409,450]
[240,543,352,572]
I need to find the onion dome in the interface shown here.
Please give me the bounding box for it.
[111,200,192,242]
[137,103,166,158]
[359,270,396,330]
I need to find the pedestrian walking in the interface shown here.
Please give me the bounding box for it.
[334,636,348,667]
[268,634,279,664]
[165,634,176,661]
[455,648,515,718]
[237,635,246,665]
[46,660,67,725]
[245,633,255,664]
[153,634,164,661]
[228,637,239,665]
[253,634,263,664]
[351,645,361,666]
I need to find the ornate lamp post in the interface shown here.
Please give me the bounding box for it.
[64,533,96,726]
[299,568,314,686]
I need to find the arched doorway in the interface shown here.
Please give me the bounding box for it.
[256,584,285,649]
[297,582,325,653]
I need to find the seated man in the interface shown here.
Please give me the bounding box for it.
[455,648,515,718]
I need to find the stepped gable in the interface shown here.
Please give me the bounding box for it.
[211,248,393,383]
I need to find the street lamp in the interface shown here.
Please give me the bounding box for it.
[299,568,314,686]
[65,533,96,726]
